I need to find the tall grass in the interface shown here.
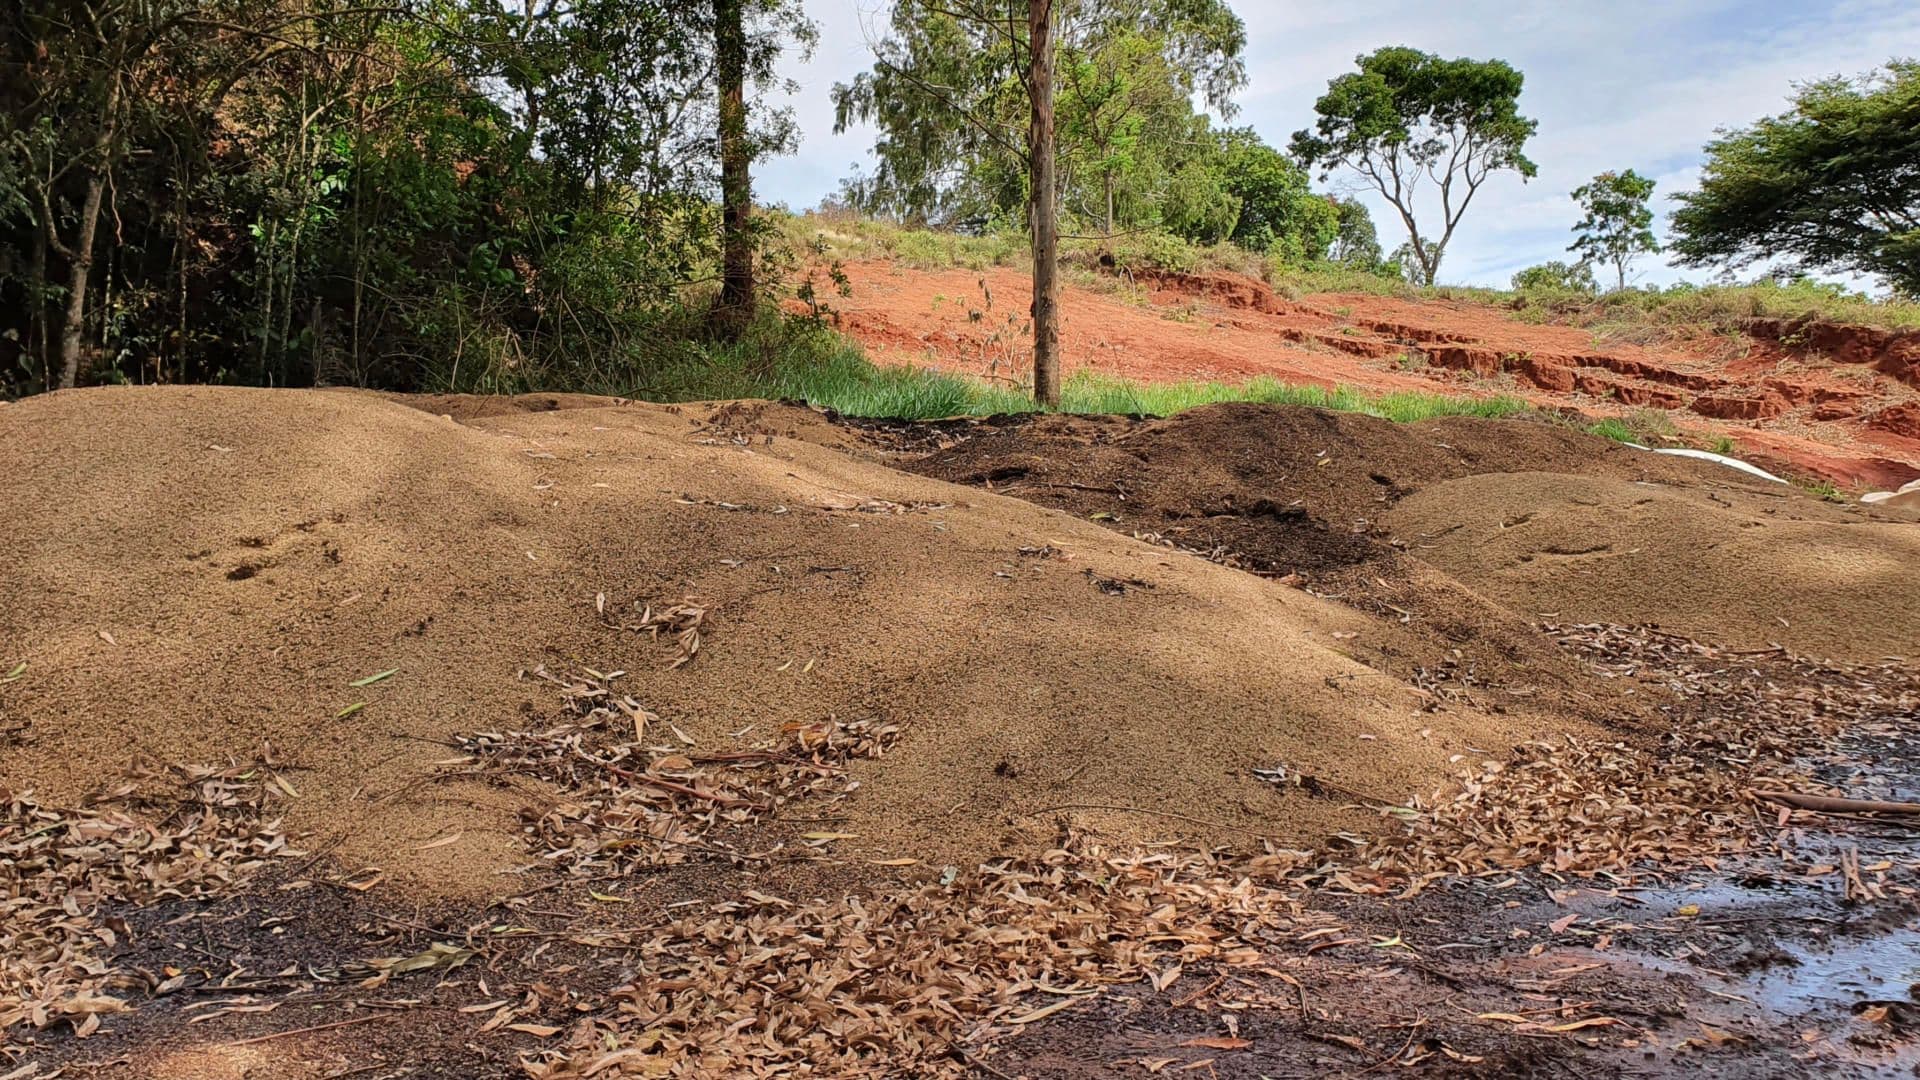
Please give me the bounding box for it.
[1508,279,1920,337]
[1057,372,1529,422]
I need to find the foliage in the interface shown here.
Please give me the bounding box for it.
[1291,46,1538,286]
[1584,408,1677,445]
[1203,129,1338,260]
[831,0,1245,234]
[1570,169,1659,291]
[1670,61,1920,297]
[1512,260,1597,293]
[0,0,814,396]
[1329,197,1388,271]
[1508,275,1920,337]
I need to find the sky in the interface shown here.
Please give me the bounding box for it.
[764,0,1920,289]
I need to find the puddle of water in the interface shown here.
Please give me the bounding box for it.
[1598,873,1920,1076]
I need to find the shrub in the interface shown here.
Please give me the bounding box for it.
[1512,260,1597,293]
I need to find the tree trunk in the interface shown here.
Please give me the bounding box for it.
[1027,0,1061,408]
[57,167,108,389]
[715,0,753,332]
[1103,170,1114,240]
[28,225,48,390]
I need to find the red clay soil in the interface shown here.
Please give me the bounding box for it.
[825,260,1920,490]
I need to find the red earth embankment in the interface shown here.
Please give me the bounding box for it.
[824,260,1920,490]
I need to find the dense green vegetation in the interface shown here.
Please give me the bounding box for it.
[829,0,1382,267]
[2,1,1914,410]
[1,0,811,397]
[1671,61,1920,296]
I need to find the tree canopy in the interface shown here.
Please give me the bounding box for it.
[1569,169,1660,291]
[0,0,811,394]
[1290,46,1536,286]
[831,0,1246,233]
[1512,259,1597,293]
[1670,61,1920,297]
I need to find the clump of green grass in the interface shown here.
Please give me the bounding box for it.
[1585,417,1640,443]
[1804,479,1849,502]
[1585,407,1681,445]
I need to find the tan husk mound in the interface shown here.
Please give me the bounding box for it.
[0,386,1556,898]
[904,403,1919,671]
[1384,470,1920,662]
[7,387,1917,1078]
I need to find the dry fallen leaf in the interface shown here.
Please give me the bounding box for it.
[508,1023,561,1037]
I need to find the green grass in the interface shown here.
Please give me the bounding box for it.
[1516,279,1920,336]
[1805,479,1848,502]
[1585,418,1640,443]
[776,210,1026,271]
[1057,372,1529,422]
[623,317,1532,423]
[1583,407,1681,445]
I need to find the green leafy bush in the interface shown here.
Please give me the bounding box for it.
[1512,260,1598,293]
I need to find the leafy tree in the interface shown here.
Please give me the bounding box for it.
[1211,130,1335,259]
[1290,46,1538,286]
[833,0,1241,406]
[832,0,1245,231]
[1670,61,1920,296]
[1512,260,1597,293]
[1570,170,1659,291]
[1330,197,1385,270]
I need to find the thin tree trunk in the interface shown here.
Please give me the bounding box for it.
[1103,170,1114,239]
[29,227,48,390]
[715,0,753,332]
[57,167,108,389]
[1027,0,1060,408]
[55,76,125,391]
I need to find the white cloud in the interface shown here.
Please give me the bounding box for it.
[764,0,1920,286]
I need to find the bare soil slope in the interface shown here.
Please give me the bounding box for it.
[830,260,1920,490]
[2,386,1558,898]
